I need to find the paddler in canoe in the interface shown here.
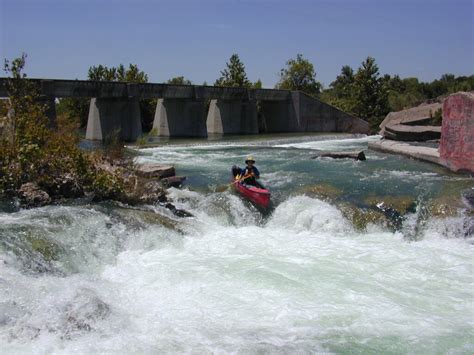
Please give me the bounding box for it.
[234,156,261,187]
[231,156,271,209]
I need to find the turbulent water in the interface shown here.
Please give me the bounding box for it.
[1,134,473,354]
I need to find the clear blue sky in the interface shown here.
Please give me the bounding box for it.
[1,0,473,87]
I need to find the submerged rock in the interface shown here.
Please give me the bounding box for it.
[26,235,61,262]
[340,203,389,231]
[63,288,110,337]
[18,183,51,208]
[364,195,417,215]
[0,301,28,326]
[300,183,344,201]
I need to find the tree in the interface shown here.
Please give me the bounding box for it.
[167,76,192,85]
[352,56,389,130]
[87,63,148,83]
[252,79,263,89]
[56,97,90,128]
[276,54,322,97]
[214,54,251,87]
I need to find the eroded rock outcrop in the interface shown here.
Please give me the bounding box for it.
[439,92,474,173]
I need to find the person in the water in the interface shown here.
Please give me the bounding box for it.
[238,156,260,187]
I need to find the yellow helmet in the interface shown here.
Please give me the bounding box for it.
[245,155,255,164]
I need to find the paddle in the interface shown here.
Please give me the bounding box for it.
[214,173,252,192]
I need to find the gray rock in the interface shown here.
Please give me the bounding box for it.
[379,101,443,136]
[134,164,175,179]
[18,183,51,207]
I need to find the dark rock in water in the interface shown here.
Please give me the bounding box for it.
[64,289,110,336]
[462,189,474,209]
[312,151,366,161]
[165,202,193,218]
[161,175,186,188]
[18,183,51,208]
[56,173,84,198]
[464,214,474,238]
[134,164,175,179]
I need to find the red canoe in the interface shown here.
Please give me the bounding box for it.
[234,180,271,209]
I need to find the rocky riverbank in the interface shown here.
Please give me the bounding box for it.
[4,159,190,217]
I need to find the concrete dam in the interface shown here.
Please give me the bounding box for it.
[0,78,369,141]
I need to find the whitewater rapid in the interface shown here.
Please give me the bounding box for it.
[1,189,472,353]
[1,134,473,353]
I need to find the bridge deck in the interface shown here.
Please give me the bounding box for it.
[0,78,291,100]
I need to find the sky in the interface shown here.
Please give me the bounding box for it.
[0,0,473,88]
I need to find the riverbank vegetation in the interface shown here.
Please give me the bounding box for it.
[0,54,127,204]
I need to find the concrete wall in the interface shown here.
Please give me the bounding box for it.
[0,77,368,140]
[85,97,142,141]
[259,99,299,133]
[153,98,208,137]
[206,99,258,135]
[259,92,368,134]
[440,92,474,173]
[298,92,369,134]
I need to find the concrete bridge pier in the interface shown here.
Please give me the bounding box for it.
[153,98,208,137]
[206,99,258,135]
[85,97,142,141]
[259,97,299,133]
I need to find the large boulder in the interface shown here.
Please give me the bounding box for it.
[134,164,175,179]
[439,92,474,173]
[379,101,443,136]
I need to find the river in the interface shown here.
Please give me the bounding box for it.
[1,134,473,353]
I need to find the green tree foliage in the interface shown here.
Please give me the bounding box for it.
[352,57,390,130]
[56,97,90,128]
[252,79,263,89]
[276,54,322,97]
[167,76,192,85]
[323,56,474,130]
[214,54,251,87]
[87,64,148,83]
[322,65,357,113]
